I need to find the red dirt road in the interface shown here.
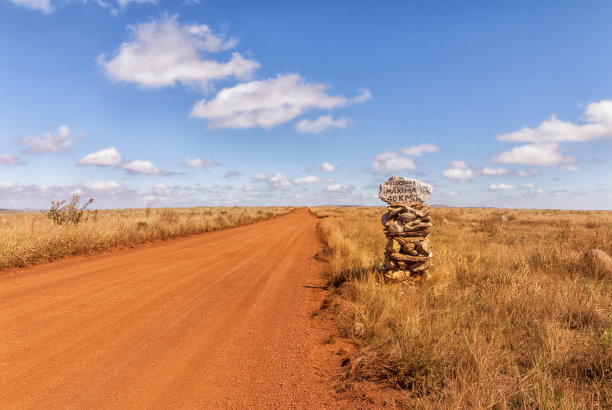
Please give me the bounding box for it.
[0,209,345,409]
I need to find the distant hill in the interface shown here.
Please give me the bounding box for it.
[0,208,40,213]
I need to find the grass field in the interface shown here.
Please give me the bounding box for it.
[0,206,295,271]
[312,206,612,408]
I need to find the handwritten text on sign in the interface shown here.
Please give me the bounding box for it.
[379,176,433,204]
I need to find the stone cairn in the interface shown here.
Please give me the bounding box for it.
[379,176,434,283]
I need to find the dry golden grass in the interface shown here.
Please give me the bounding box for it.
[311,206,612,408]
[0,206,295,271]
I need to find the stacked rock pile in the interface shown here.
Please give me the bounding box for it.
[378,176,433,283]
[382,202,432,281]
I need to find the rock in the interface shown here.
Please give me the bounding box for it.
[385,270,410,281]
[407,250,418,256]
[414,208,430,218]
[397,261,408,269]
[415,239,431,256]
[408,202,427,210]
[407,219,432,227]
[385,239,402,253]
[393,231,429,238]
[403,228,430,235]
[379,176,433,204]
[401,241,415,252]
[384,259,397,270]
[399,236,427,243]
[388,220,405,233]
[412,261,432,273]
[352,322,365,337]
[394,236,407,245]
[381,213,392,227]
[387,206,405,217]
[584,249,612,276]
[390,253,429,262]
[398,212,417,223]
[404,222,432,232]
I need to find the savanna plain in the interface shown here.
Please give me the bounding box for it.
[313,206,612,408]
[0,201,294,270]
[1,203,611,408]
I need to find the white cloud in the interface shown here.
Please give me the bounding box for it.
[354,89,372,103]
[14,125,77,155]
[249,173,333,188]
[121,160,167,175]
[7,0,52,13]
[182,157,220,168]
[488,183,517,191]
[400,144,440,156]
[230,184,253,192]
[0,154,23,165]
[293,176,333,185]
[116,0,155,6]
[516,168,539,177]
[326,184,352,193]
[223,170,241,178]
[0,181,20,190]
[190,74,370,129]
[497,100,612,143]
[522,183,535,189]
[482,167,508,176]
[319,162,336,172]
[372,144,438,174]
[8,0,156,14]
[443,168,476,182]
[251,173,291,187]
[99,16,258,90]
[77,147,122,166]
[295,115,350,133]
[0,180,236,209]
[449,160,468,169]
[267,173,291,187]
[492,100,612,173]
[185,183,206,192]
[492,143,575,167]
[372,151,417,173]
[442,160,477,182]
[80,181,121,191]
[250,173,267,181]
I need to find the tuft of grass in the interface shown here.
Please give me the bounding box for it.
[0,206,296,271]
[311,206,612,408]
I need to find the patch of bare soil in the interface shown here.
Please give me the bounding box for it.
[0,209,376,408]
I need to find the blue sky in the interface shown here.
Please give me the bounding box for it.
[1,0,611,209]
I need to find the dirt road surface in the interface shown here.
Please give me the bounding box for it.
[0,209,348,409]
